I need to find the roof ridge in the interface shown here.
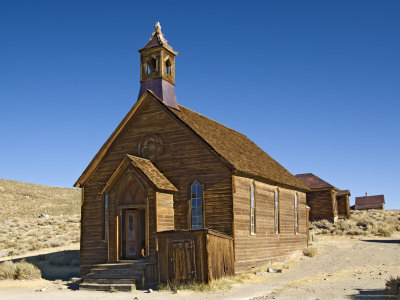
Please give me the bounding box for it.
[177,105,247,137]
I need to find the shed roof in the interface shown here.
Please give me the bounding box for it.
[102,154,178,193]
[295,173,337,190]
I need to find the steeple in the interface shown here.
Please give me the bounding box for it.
[138,22,179,110]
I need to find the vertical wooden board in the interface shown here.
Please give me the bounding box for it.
[233,175,308,273]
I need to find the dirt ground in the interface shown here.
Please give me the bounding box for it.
[1,233,399,300]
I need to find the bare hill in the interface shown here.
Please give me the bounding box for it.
[0,179,81,258]
[0,178,80,219]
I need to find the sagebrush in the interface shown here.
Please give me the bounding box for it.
[0,260,41,280]
[385,276,400,297]
[310,210,400,237]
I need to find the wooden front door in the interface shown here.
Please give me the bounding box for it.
[169,240,196,282]
[122,209,141,259]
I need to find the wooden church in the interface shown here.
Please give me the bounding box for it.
[75,23,310,291]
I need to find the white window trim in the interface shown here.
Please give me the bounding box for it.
[250,182,255,235]
[275,189,279,234]
[294,193,299,234]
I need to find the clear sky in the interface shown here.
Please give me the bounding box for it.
[1,1,399,208]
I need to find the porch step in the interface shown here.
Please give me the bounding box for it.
[82,261,156,290]
[80,282,136,292]
[83,278,136,284]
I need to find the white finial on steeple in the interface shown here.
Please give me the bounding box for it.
[155,22,161,34]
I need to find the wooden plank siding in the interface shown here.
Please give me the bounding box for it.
[233,176,307,273]
[80,95,233,275]
[337,194,350,218]
[306,189,337,221]
[157,229,234,283]
[156,192,174,232]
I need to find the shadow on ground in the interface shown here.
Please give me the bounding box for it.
[12,250,80,281]
[362,239,400,244]
[348,289,396,299]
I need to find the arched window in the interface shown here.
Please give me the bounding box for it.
[146,57,158,75]
[165,59,171,75]
[191,181,203,229]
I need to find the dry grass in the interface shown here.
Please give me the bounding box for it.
[311,210,400,237]
[303,246,317,257]
[0,215,80,257]
[0,178,80,219]
[385,276,400,297]
[0,179,80,258]
[0,260,41,280]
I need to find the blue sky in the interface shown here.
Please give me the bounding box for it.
[0,1,399,208]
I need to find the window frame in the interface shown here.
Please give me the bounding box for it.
[250,181,256,235]
[294,193,299,234]
[274,189,280,234]
[190,181,204,230]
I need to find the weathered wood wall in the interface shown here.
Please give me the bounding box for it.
[337,194,350,218]
[157,229,234,283]
[156,192,174,232]
[232,176,308,273]
[306,189,337,221]
[80,96,232,274]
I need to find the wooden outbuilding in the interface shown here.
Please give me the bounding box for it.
[295,173,350,222]
[336,189,351,218]
[75,23,310,291]
[355,194,385,210]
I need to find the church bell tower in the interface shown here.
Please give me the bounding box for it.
[138,22,179,110]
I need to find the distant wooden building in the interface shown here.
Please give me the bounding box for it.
[336,189,351,218]
[295,173,350,222]
[75,23,310,290]
[355,194,385,210]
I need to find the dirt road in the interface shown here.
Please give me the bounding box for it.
[1,234,399,300]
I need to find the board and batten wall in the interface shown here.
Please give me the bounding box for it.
[80,96,233,275]
[233,175,308,273]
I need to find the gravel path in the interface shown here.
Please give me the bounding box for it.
[1,233,399,300]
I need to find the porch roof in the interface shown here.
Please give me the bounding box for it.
[102,155,178,194]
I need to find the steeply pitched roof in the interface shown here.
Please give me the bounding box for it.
[295,173,337,190]
[139,22,177,55]
[75,91,309,191]
[102,155,178,193]
[355,195,385,208]
[168,105,309,191]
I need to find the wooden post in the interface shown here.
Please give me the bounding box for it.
[116,215,119,261]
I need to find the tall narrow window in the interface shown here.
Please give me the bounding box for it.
[275,190,279,234]
[250,182,255,234]
[165,59,171,75]
[104,194,109,241]
[191,181,203,229]
[294,193,299,234]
